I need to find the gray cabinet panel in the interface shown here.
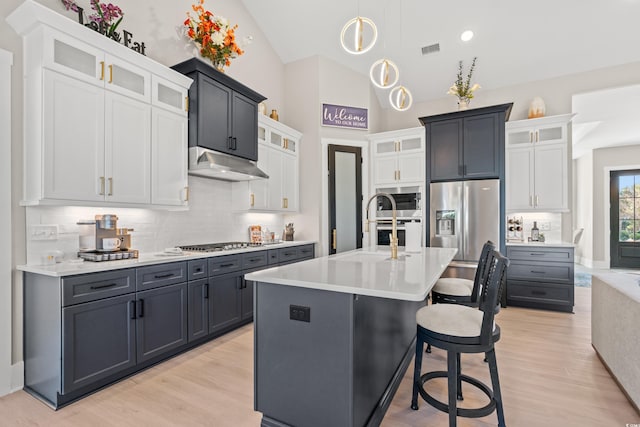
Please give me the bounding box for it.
[242,251,268,269]
[199,74,233,154]
[267,249,279,265]
[231,91,258,160]
[297,245,315,260]
[507,246,574,262]
[208,271,242,334]
[278,247,300,265]
[136,283,188,363]
[507,262,573,284]
[507,280,574,307]
[209,254,242,276]
[188,279,209,342]
[241,278,254,321]
[136,262,187,291]
[62,294,136,394]
[62,269,135,306]
[429,119,463,181]
[187,259,208,281]
[463,113,500,179]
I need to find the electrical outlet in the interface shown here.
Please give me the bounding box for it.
[289,305,310,322]
[30,224,58,241]
[540,222,551,231]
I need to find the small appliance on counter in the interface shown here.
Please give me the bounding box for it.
[506,216,524,242]
[77,214,138,262]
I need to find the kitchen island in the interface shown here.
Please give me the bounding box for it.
[245,246,457,427]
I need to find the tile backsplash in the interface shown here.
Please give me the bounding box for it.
[25,177,286,265]
[507,212,563,243]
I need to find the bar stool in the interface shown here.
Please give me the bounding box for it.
[426,240,495,354]
[411,250,509,427]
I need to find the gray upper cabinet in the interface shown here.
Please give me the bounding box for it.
[171,58,266,161]
[421,104,513,182]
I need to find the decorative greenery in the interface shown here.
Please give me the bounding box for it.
[184,0,244,71]
[447,57,480,103]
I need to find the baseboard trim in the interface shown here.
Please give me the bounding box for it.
[592,345,640,416]
[10,361,23,393]
[575,257,609,270]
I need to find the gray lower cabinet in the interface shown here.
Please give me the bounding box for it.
[187,278,209,342]
[506,245,574,312]
[62,293,136,394]
[136,283,188,363]
[209,271,243,334]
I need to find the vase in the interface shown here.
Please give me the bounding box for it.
[270,109,279,121]
[457,99,469,110]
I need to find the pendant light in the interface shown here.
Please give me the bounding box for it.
[389,85,413,111]
[369,2,398,89]
[340,0,377,55]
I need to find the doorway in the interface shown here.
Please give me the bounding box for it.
[328,145,362,254]
[610,169,640,268]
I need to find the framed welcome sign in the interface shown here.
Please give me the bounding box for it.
[322,103,368,130]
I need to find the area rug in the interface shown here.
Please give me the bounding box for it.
[574,272,592,288]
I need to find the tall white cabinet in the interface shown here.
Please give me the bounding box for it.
[233,115,301,212]
[369,127,425,186]
[505,114,574,212]
[8,1,192,208]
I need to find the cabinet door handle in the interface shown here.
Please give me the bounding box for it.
[154,273,174,279]
[130,300,136,319]
[108,64,113,84]
[397,170,400,181]
[332,229,337,250]
[529,195,534,207]
[530,270,546,274]
[90,283,117,290]
[99,176,105,195]
[536,130,539,142]
[137,299,144,318]
[185,96,189,112]
[530,131,533,143]
[184,186,189,202]
[228,136,233,149]
[232,137,237,150]
[250,193,255,207]
[204,283,209,299]
[100,61,105,81]
[535,195,539,206]
[108,177,113,196]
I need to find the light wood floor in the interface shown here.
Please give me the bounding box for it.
[1,287,638,426]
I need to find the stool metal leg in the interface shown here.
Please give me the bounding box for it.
[447,350,458,427]
[411,336,424,410]
[486,349,506,427]
[426,343,431,353]
[456,352,463,401]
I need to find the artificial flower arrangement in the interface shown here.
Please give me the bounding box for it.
[61,0,124,40]
[447,57,480,106]
[184,0,244,71]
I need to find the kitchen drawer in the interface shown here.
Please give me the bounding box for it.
[136,262,187,291]
[267,249,279,265]
[507,281,574,307]
[507,261,573,284]
[242,251,268,269]
[62,269,136,306]
[506,246,574,263]
[297,245,314,260]
[278,247,300,265]
[188,259,208,281]
[209,254,243,276]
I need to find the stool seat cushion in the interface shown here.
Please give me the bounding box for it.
[417,304,484,338]
[432,278,474,296]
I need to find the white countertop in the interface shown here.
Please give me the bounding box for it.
[245,246,457,302]
[17,241,315,277]
[506,241,575,248]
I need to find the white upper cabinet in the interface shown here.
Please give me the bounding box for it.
[369,127,425,186]
[8,0,192,208]
[233,115,301,212]
[505,114,573,212]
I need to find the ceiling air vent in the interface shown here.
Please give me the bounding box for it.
[421,43,440,55]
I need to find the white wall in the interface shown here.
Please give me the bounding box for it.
[574,151,593,264]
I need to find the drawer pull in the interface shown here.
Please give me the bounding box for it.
[530,253,546,256]
[220,263,235,268]
[195,268,202,272]
[249,258,261,263]
[530,270,546,274]
[154,273,174,279]
[284,252,296,256]
[531,290,547,296]
[90,283,118,290]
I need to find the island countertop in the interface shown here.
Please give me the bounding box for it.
[245,246,457,301]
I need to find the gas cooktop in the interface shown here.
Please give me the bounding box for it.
[178,242,262,252]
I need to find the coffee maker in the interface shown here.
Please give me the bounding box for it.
[76,214,138,262]
[95,214,119,251]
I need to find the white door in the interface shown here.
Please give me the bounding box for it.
[267,148,284,210]
[151,108,188,206]
[282,152,297,211]
[374,156,397,185]
[506,146,534,211]
[104,53,150,103]
[250,143,270,210]
[104,91,151,204]
[534,144,567,210]
[43,70,105,202]
[397,153,423,183]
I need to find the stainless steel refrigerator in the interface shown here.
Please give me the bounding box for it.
[430,179,500,262]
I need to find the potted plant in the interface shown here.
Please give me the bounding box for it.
[447,57,480,110]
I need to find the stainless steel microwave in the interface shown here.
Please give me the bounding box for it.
[375,186,422,219]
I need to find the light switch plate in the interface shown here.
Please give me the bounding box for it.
[30,224,58,240]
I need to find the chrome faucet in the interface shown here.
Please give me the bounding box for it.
[365,192,398,260]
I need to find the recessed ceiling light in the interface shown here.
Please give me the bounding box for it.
[460,30,474,42]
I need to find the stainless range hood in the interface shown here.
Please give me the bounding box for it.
[188,147,268,181]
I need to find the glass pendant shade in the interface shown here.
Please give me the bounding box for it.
[340,16,378,55]
[389,85,413,111]
[369,58,399,89]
